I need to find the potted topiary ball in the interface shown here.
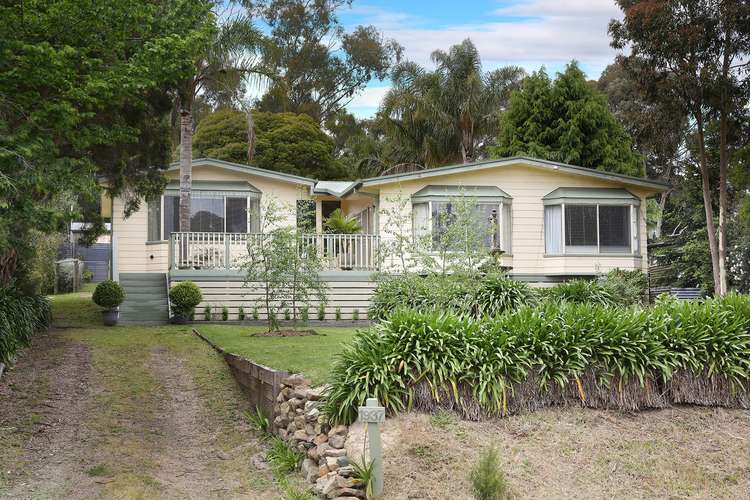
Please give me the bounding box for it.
[169,281,202,324]
[92,280,125,326]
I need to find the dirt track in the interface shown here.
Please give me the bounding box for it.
[0,326,288,499]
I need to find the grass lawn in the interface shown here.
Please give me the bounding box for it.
[196,325,359,385]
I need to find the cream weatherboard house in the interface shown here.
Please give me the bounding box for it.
[106,157,668,323]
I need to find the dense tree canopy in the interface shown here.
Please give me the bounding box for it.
[193,108,341,179]
[381,39,525,167]
[244,0,402,122]
[491,62,644,177]
[0,0,210,289]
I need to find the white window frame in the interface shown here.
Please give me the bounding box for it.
[160,192,260,237]
[412,199,511,253]
[544,202,639,256]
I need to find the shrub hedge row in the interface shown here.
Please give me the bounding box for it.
[325,294,750,424]
[368,270,647,320]
[0,286,50,366]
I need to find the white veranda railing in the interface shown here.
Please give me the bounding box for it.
[169,232,380,271]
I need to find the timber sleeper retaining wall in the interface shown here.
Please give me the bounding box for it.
[192,329,365,498]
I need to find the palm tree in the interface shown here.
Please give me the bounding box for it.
[381,39,525,166]
[175,14,269,232]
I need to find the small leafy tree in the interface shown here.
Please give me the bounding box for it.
[418,192,496,277]
[376,190,423,274]
[243,198,327,330]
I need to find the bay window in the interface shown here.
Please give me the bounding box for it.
[147,183,261,241]
[410,185,512,252]
[543,188,640,256]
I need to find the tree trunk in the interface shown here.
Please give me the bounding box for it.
[654,191,669,240]
[695,111,722,294]
[246,107,256,163]
[179,105,193,232]
[718,109,729,296]
[653,162,673,240]
[717,35,732,296]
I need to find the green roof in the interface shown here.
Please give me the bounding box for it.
[360,156,670,192]
[543,187,640,205]
[412,185,511,202]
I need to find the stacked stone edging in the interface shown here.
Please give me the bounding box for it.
[275,374,365,499]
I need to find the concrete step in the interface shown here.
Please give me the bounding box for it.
[118,272,169,324]
[121,292,168,302]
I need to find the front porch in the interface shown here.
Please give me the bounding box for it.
[168,232,381,272]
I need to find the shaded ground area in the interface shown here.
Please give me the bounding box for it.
[0,291,306,499]
[348,408,750,499]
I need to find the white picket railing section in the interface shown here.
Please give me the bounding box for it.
[169,232,380,271]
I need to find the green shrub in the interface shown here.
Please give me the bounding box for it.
[82,270,95,283]
[324,295,750,424]
[284,308,291,321]
[335,307,342,321]
[252,307,259,320]
[204,305,212,321]
[470,447,510,500]
[544,279,615,305]
[169,281,202,318]
[222,306,229,321]
[92,280,125,309]
[369,274,475,320]
[317,303,326,321]
[352,308,360,321]
[0,287,50,365]
[370,273,535,320]
[602,269,648,306]
[238,306,245,321]
[473,274,537,316]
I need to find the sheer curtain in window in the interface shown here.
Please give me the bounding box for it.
[412,202,429,243]
[544,205,563,254]
[147,198,161,241]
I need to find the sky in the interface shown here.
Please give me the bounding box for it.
[337,0,626,118]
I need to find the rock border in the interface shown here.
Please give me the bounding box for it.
[275,374,365,499]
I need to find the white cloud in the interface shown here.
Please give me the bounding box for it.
[344,0,625,116]
[356,0,623,75]
[348,85,392,109]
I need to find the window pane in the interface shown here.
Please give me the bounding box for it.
[431,202,454,246]
[412,202,429,242]
[296,200,316,231]
[502,203,512,253]
[163,196,179,236]
[190,197,224,232]
[599,205,630,253]
[248,198,260,233]
[475,203,499,248]
[545,205,562,254]
[565,205,597,251]
[227,197,248,233]
[147,198,161,241]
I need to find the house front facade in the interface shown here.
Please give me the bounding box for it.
[107,157,668,323]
